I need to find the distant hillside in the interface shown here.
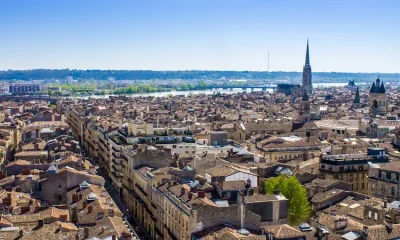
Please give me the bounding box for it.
[0,69,399,82]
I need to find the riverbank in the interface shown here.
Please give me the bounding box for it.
[66,82,359,99]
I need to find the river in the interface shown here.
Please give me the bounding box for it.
[74,82,363,99]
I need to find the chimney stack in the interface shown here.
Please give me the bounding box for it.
[37,219,44,228]
[197,191,205,198]
[84,227,89,238]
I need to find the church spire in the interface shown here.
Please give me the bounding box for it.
[305,39,310,66]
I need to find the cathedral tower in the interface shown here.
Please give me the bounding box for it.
[369,77,387,116]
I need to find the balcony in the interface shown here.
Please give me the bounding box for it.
[112,164,122,172]
[135,183,148,197]
[112,157,122,165]
[121,154,129,162]
[111,172,123,187]
[112,152,122,159]
[112,146,121,152]
[111,171,123,180]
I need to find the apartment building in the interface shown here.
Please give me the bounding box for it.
[368,161,400,200]
[65,106,86,144]
[320,147,390,194]
[253,135,323,161]
[123,121,196,155]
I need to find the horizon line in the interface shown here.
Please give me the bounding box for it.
[0,69,399,74]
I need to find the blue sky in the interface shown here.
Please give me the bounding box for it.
[0,0,399,72]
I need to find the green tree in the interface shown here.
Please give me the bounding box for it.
[263,175,311,225]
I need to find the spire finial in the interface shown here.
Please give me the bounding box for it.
[305,39,310,66]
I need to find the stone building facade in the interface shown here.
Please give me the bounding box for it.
[369,77,387,116]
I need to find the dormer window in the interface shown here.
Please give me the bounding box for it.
[79,181,90,191]
[391,173,398,183]
[381,171,387,181]
[86,192,98,202]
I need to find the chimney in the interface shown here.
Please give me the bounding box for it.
[334,218,348,232]
[188,192,193,200]
[60,214,68,222]
[194,156,200,170]
[238,191,245,229]
[197,191,205,198]
[88,206,93,214]
[37,219,44,228]
[84,227,89,238]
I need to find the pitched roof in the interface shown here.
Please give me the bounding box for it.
[264,224,305,238]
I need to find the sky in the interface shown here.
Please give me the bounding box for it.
[0,0,399,72]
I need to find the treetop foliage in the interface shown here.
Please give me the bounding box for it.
[264,175,311,225]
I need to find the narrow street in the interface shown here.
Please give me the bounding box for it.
[96,166,151,240]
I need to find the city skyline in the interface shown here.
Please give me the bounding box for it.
[1,0,399,73]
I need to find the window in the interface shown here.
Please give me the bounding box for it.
[321,165,325,169]
[368,211,372,219]
[374,212,378,220]
[108,209,114,217]
[392,186,396,196]
[59,185,62,189]
[172,145,177,149]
